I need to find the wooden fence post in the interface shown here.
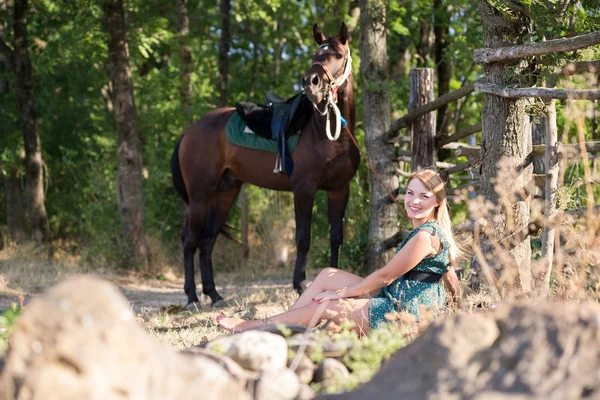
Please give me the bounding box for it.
[540,100,558,292]
[409,68,436,170]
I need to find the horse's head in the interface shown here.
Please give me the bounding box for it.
[303,23,352,107]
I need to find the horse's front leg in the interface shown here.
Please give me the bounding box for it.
[327,184,350,269]
[292,186,317,294]
[182,212,201,307]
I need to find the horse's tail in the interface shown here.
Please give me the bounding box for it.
[170,138,189,204]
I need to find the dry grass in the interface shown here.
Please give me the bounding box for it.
[0,237,323,350]
[0,242,85,295]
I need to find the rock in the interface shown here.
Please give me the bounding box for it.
[0,276,250,400]
[224,330,288,372]
[207,333,238,355]
[313,358,349,387]
[287,332,320,356]
[182,346,259,382]
[296,384,317,400]
[254,368,301,400]
[288,353,315,385]
[319,301,600,400]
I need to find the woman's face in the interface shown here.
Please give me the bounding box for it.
[404,178,440,222]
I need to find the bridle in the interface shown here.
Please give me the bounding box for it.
[308,44,352,141]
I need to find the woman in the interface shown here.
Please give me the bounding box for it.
[217,169,460,335]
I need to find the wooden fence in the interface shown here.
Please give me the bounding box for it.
[384,31,600,290]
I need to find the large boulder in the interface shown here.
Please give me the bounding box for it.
[321,302,600,399]
[0,276,250,400]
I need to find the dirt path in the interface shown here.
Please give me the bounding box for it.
[0,284,188,316]
[0,273,296,316]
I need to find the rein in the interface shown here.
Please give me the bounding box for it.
[309,47,352,141]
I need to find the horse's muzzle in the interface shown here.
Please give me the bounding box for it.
[302,72,324,105]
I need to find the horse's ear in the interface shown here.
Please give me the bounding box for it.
[339,22,348,45]
[313,24,326,45]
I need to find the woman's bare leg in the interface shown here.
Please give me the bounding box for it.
[217,297,371,335]
[289,268,365,311]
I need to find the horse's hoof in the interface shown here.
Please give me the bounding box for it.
[211,299,227,308]
[294,280,309,295]
[185,302,201,312]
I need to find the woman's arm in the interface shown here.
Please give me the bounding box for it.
[314,230,437,303]
[443,267,460,304]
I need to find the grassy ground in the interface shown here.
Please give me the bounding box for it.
[0,240,327,351]
[2,220,598,359]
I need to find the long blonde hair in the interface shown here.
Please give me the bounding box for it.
[407,169,460,264]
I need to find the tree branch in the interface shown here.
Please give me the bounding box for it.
[474,31,600,64]
[532,141,600,156]
[554,60,600,76]
[475,82,600,100]
[383,82,475,141]
[435,122,482,148]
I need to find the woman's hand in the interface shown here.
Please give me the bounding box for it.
[312,288,346,304]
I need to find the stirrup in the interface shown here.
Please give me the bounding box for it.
[273,153,283,173]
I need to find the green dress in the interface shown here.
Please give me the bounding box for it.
[369,221,450,329]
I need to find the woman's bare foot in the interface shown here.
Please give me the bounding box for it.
[216,312,247,332]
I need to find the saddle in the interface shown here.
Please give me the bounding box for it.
[235,92,312,176]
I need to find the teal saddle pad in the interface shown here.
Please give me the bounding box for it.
[225,112,300,153]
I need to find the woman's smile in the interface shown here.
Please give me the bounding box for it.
[404,178,439,224]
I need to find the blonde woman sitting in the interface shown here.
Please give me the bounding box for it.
[217,169,460,334]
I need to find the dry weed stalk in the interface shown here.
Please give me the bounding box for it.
[467,78,599,303]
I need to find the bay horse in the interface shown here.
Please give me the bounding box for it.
[171,23,359,306]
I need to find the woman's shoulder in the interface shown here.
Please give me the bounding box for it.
[414,221,448,246]
[414,220,440,235]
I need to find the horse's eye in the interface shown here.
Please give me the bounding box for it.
[336,54,343,59]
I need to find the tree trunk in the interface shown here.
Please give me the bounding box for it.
[176,0,192,120]
[12,0,50,246]
[247,38,259,99]
[217,0,230,107]
[469,1,532,293]
[347,1,360,35]
[5,168,27,243]
[434,0,452,159]
[410,68,436,170]
[389,34,411,81]
[359,0,399,273]
[104,0,148,268]
[416,17,432,68]
[273,6,285,82]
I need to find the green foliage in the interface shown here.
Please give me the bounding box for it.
[340,324,406,389]
[313,323,407,393]
[0,304,21,354]
[0,0,597,271]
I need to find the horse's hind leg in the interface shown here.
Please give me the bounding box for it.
[199,174,243,306]
[327,184,350,269]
